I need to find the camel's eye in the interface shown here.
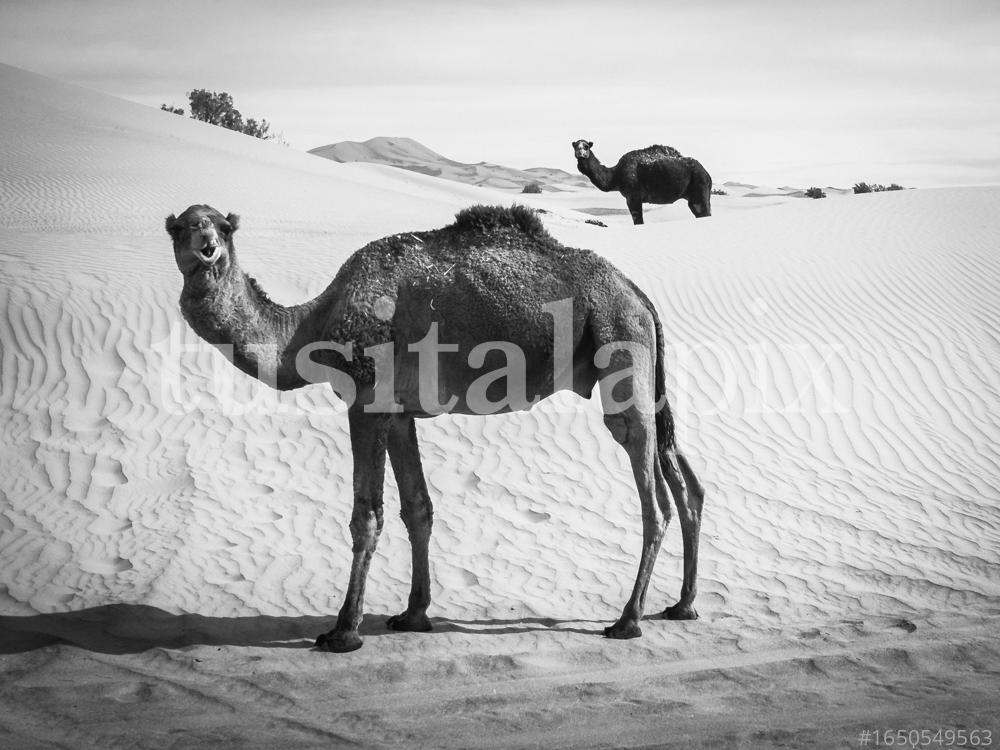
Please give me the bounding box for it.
[219,223,231,237]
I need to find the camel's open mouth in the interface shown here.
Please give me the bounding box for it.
[196,243,222,265]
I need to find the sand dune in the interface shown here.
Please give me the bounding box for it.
[310,135,592,193]
[1,63,999,748]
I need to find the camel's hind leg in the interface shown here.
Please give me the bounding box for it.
[603,407,671,638]
[687,199,711,218]
[661,449,705,619]
[686,172,713,218]
[597,327,671,638]
[386,415,434,633]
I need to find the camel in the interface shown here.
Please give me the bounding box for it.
[572,140,713,224]
[166,203,705,652]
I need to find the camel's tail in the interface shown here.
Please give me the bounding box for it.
[649,300,677,455]
[621,278,675,453]
[641,288,706,501]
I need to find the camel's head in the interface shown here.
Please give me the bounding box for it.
[572,140,594,160]
[166,204,240,277]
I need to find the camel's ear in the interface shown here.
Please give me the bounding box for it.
[165,214,180,240]
[225,213,240,233]
[587,141,593,148]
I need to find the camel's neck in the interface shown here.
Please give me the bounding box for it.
[180,261,328,391]
[576,153,616,192]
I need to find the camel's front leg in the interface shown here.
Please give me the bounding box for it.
[625,195,645,225]
[385,416,434,633]
[316,410,390,652]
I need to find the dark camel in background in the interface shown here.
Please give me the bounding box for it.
[573,140,713,224]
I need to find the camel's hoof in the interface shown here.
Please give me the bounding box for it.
[662,603,699,621]
[603,620,642,640]
[315,630,363,653]
[386,611,433,632]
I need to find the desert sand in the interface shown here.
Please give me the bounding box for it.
[1,62,998,749]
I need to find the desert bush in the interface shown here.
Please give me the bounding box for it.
[805,187,826,199]
[521,182,543,194]
[711,188,727,196]
[854,182,907,194]
[160,89,279,140]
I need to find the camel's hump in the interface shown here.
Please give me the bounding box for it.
[636,144,684,158]
[450,204,552,240]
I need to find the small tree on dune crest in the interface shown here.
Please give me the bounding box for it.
[805,187,826,199]
[160,89,282,142]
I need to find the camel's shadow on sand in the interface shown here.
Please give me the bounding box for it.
[0,604,607,655]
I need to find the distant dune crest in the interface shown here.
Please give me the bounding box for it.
[310,135,592,192]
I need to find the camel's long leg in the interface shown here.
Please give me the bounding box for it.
[702,181,713,217]
[386,415,434,632]
[685,173,712,218]
[316,409,390,652]
[687,199,711,218]
[602,404,670,639]
[625,195,645,225]
[661,449,704,619]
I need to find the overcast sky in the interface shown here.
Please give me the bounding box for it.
[2,0,998,187]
